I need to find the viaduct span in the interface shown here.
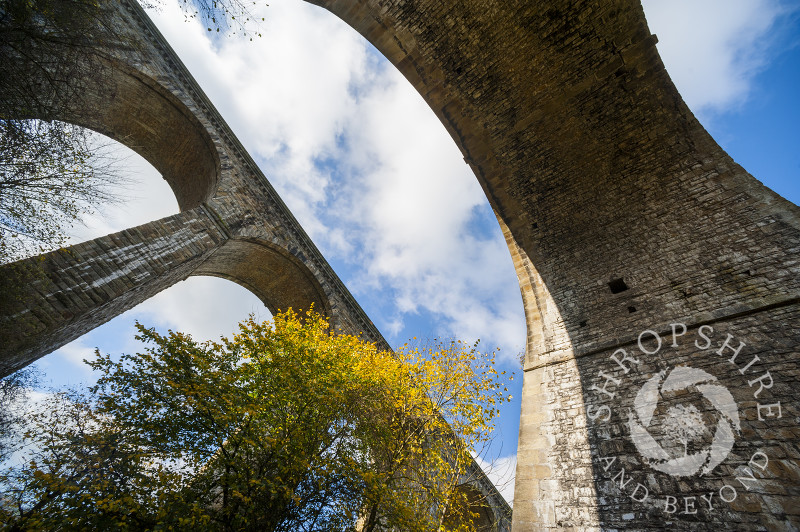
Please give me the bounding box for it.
[1,0,798,530]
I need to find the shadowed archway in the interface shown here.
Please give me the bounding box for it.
[303,0,800,529]
[193,238,332,317]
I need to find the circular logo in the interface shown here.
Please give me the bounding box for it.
[628,366,740,477]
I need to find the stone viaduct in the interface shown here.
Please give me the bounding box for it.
[1,0,798,530]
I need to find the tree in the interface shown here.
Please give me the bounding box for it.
[166,0,266,39]
[0,310,511,530]
[0,367,37,463]
[0,119,122,261]
[663,404,709,457]
[1,0,126,262]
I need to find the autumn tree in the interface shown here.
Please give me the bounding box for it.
[0,310,511,530]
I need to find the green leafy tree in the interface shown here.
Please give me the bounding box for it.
[0,310,511,530]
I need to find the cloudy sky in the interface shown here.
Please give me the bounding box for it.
[26,0,800,505]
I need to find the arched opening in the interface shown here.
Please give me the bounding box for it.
[300,2,800,530]
[1,51,221,266]
[142,0,527,510]
[64,133,179,245]
[0,117,178,262]
[0,51,227,370]
[143,0,526,364]
[58,61,221,211]
[3,1,798,528]
[31,276,268,390]
[5,59,220,212]
[192,238,332,318]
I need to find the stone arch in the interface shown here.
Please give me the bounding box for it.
[11,59,220,211]
[192,238,332,318]
[3,1,798,527]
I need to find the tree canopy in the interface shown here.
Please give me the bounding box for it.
[0,119,122,261]
[0,367,36,463]
[0,310,511,530]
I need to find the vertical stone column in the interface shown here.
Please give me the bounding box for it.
[500,219,600,530]
[0,206,227,377]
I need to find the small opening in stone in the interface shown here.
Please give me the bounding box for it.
[579,320,587,328]
[628,306,637,313]
[608,278,629,294]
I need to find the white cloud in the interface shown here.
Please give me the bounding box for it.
[474,452,517,507]
[147,0,369,240]
[68,139,177,245]
[48,340,97,374]
[326,64,526,356]
[38,277,266,390]
[642,0,785,120]
[134,276,269,342]
[346,73,487,276]
[144,1,527,357]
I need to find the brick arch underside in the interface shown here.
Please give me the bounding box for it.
[193,239,332,318]
[14,59,220,211]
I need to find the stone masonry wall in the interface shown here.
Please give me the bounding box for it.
[583,307,799,530]
[0,207,227,375]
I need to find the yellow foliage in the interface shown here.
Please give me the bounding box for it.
[0,309,511,531]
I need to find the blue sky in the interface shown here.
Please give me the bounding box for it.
[25,0,800,504]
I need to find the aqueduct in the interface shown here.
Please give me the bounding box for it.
[1,0,798,529]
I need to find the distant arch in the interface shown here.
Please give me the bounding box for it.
[11,59,220,211]
[192,238,332,318]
